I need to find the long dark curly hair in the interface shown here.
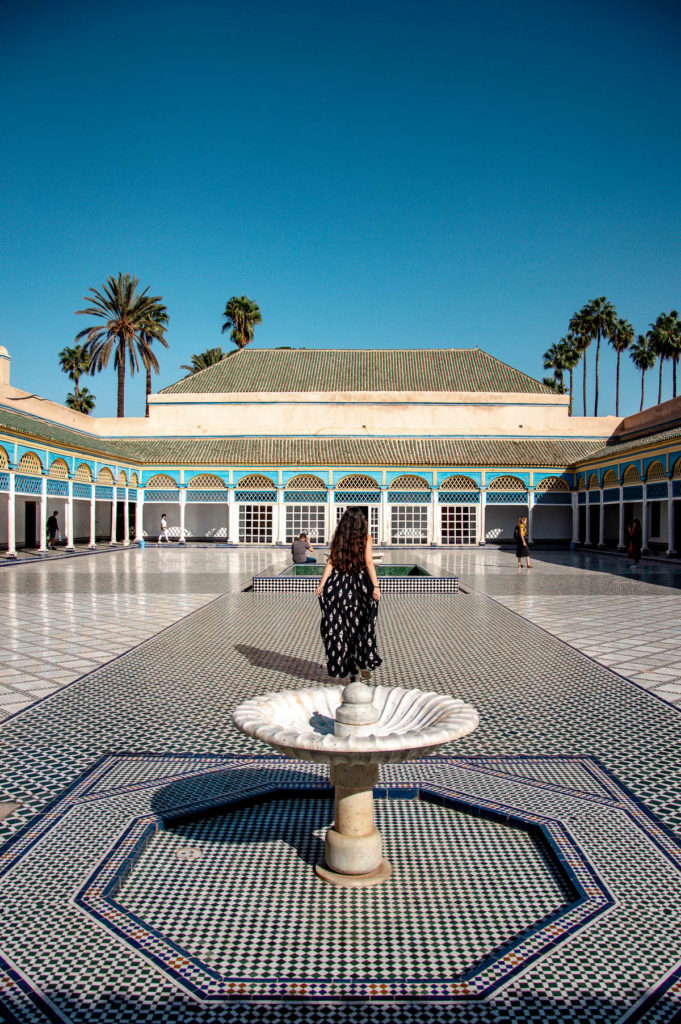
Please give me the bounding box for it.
[330,508,368,573]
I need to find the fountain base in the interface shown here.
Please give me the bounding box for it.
[315,857,393,888]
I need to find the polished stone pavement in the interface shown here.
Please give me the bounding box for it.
[0,546,680,1023]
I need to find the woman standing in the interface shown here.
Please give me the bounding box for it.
[316,508,383,680]
[515,515,532,569]
[627,518,643,567]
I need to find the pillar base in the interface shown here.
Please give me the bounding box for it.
[315,858,392,888]
[65,546,75,553]
[667,549,677,558]
[4,552,17,560]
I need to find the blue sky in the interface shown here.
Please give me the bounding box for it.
[1,0,680,419]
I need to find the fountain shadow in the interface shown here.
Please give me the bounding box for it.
[235,643,328,684]
[150,767,332,868]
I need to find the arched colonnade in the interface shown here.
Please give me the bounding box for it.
[0,446,139,555]
[576,458,681,555]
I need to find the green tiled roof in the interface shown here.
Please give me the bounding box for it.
[577,425,681,464]
[0,405,135,462]
[160,349,553,395]
[116,436,604,468]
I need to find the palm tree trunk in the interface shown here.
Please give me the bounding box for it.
[674,358,678,399]
[117,359,125,418]
[594,333,600,416]
[658,359,663,406]
[583,350,587,416]
[146,365,151,418]
[641,371,646,412]
[615,352,620,417]
[569,368,573,416]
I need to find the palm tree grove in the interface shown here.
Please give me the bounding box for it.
[59,278,679,420]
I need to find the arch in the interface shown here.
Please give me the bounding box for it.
[145,473,177,488]
[187,474,227,489]
[672,457,681,480]
[388,474,430,491]
[440,475,478,491]
[236,473,276,489]
[646,460,665,482]
[130,472,139,487]
[335,474,380,491]
[588,473,600,490]
[285,474,326,490]
[117,469,128,486]
[48,458,69,480]
[488,474,525,491]
[75,463,92,483]
[0,445,9,471]
[535,476,570,492]
[623,465,641,484]
[17,452,42,475]
[578,477,586,491]
[96,467,114,485]
[602,469,618,487]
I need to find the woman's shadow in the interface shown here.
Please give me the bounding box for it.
[235,643,327,684]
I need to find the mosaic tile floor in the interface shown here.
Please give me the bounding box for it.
[0,547,680,1022]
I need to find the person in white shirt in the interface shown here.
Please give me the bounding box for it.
[158,513,170,543]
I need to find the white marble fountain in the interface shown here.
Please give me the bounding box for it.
[232,682,479,887]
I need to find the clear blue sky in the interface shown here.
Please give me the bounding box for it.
[1,0,680,420]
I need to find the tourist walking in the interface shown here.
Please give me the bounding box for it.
[46,510,60,551]
[292,532,316,564]
[158,513,170,544]
[627,518,643,568]
[316,508,382,680]
[514,515,532,568]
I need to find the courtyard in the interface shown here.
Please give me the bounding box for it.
[1,545,681,1023]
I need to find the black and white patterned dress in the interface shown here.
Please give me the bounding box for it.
[319,568,382,678]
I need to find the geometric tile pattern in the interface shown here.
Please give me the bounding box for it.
[4,753,681,1020]
[2,546,681,1022]
[252,566,459,594]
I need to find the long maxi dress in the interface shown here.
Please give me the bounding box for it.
[319,567,383,678]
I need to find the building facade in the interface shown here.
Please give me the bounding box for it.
[1,345,679,555]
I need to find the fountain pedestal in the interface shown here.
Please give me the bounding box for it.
[232,678,478,889]
[317,761,392,887]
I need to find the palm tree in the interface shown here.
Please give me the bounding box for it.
[222,295,262,350]
[573,297,617,416]
[66,387,96,414]
[630,333,657,412]
[58,344,90,408]
[542,343,567,389]
[181,347,228,374]
[139,301,169,418]
[668,311,681,397]
[649,311,680,405]
[542,376,567,394]
[608,317,635,417]
[559,335,581,417]
[75,273,165,417]
[568,308,593,415]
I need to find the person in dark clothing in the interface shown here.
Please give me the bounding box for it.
[514,515,532,568]
[627,518,643,567]
[292,532,316,563]
[315,509,382,680]
[46,511,60,550]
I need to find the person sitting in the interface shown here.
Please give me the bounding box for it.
[291,532,316,564]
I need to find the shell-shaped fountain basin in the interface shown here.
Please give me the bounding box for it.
[232,685,479,765]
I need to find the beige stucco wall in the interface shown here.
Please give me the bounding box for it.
[0,380,620,439]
